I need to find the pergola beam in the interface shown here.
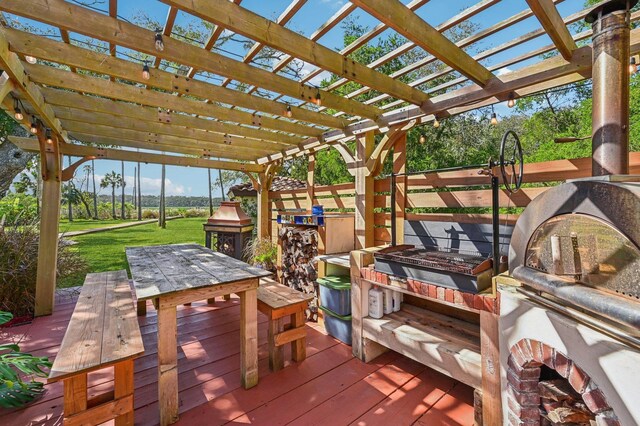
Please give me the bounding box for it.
[351,0,495,87]
[161,0,431,107]
[526,0,577,60]
[0,0,380,121]
[10,137,265,172]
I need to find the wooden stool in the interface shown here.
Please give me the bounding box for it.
[257,278,313,371]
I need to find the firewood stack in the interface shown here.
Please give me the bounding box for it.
[278,226,319,321]
[539,380,595,425]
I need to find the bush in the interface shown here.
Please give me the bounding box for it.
[183,208,208,218]
[244,238,277,272]
[0,224,88,318]
[141,209,158,219]
[0,194,38,225]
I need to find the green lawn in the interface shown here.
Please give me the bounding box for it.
[59,218,138,233]
[60,217,207,287]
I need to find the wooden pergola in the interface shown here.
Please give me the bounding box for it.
[0,0,636,320]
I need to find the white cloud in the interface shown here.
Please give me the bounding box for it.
[496,67,513,76]
[94,174,186,196]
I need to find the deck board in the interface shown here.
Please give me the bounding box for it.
[0,288,474,426]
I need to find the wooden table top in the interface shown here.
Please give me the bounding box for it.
[126,243,271,301]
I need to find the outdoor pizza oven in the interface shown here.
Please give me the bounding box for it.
[508,176,640,332]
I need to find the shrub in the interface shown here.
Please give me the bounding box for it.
[183,208,207,218]
[0,224,87,318]
[0,311,52,408]
[141,209,158,219]
[244,238,277,272]
[0,194,38,225]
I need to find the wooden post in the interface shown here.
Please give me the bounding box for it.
[291,310,306,362]
[355,131,374,249]
[240,287,259,389]
[114,359,135,426]
[306,153,315,211]
[393,133,406,244]
[480,309,502,426]
[157,304,178,426]
[268,317,284,371]
[257,172,270,239]
[35,141,62,317]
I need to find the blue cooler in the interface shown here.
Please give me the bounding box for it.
[318,276,351,316]
[320,306,352,346]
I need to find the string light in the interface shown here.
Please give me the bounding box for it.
[490,112,498,125]
[313,89,321,106]
[45,129,53,144]
[142,61,150,80]
[433,117,440,128]
[419,133,426,144]
[13,100,23,121]
[630,57,637,74]
[25,55,37,64]
[507,93,516,108]
[30,117,38,134]
[285,104,292,118]
[154,30,165,51]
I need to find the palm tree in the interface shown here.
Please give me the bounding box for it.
[158,164,166,228]
[100,171,124,219]
[120,161,126,219]
[208,168,213,216]
[137,162,142,220]
[91,159,98,219]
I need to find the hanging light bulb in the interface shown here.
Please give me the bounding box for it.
[313,89,322,106]
[419,133,426,144]
[142,61,150,80]
[433,117,440,128]
[30,117,38,134]
[490,112,498,125]
[45,129,53,144]
[13,100,23,121]
[507,93,516,108]
[630,57,638,74]
[25,55,37,64]
[154,30,165,51]
[285,104,292,118]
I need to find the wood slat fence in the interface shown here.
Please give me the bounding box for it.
[269,153,640,246]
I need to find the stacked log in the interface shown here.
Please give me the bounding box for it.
[279,226,319,321]
[539,380,595,425]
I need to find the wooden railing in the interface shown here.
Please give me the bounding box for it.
[269,153,640,246]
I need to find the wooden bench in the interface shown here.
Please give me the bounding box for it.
[48,270,144,426]
[257,278,313,372]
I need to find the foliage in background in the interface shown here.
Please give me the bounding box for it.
[0,223,87,317]
[244,238,277,272]
[0,311,51,408]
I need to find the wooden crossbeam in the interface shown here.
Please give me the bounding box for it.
[161,0,431,107]
[10,137,265,172]
[526,0,577,60]
[25,63,323,139]
[0,0,380,121]
[3,28,344,131]
[351,0,495,87]
[39,88,304,146]
[0,29,68,142]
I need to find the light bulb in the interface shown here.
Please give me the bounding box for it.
[630,57,637,74]
[46,129,53,144]
[155,32,165,51]
[25,55,37,64]
[30,118,38,134]
[507,94,515,108]
[433,118,440,128]
[313,90,321,106]
[14,107,23,121]
[490,112,498,125]
[419,134,426,144]
[142,63,150,80]
[285,105,292,118]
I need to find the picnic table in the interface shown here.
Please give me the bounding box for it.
[125,243,271,426]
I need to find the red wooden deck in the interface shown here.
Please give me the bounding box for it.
[0,287,474,426]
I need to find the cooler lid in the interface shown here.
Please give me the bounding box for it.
[317,275,351,290]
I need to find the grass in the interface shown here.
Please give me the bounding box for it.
[59,217,207,288]
[59,218,139,233]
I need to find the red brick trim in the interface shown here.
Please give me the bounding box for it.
[507,338,619,426]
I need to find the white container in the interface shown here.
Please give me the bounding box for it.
[383,288,393,314]
[392,291,402,312]
[368,286,384,319]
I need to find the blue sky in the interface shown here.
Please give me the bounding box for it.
[8,0,587,197]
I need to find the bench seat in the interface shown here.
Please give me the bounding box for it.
[48,270,144,426]
[257,278,313,371]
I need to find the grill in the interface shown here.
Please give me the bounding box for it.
[375,247,490,276]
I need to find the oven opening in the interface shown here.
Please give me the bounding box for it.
[539,365,595,425]
[524,213,640,300]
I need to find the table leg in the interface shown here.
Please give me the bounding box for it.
[157,304,179,425]
[239,287,258,389]
[137,300,146,316]
[291,310,306,362]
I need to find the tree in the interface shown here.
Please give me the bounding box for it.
[213,169,244,200]
[0,112,33,199]
[100,171,124,219]
[137,162,142,220]
[120,161,126,219]
[208,168,213,216]
[158,164,166,228]
[90,160,98,219]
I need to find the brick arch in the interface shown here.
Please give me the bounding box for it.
[507,338,620,426]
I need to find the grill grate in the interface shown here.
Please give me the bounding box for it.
[375,247,488,276]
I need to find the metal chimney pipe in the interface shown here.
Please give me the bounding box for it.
[587,0,636,176]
